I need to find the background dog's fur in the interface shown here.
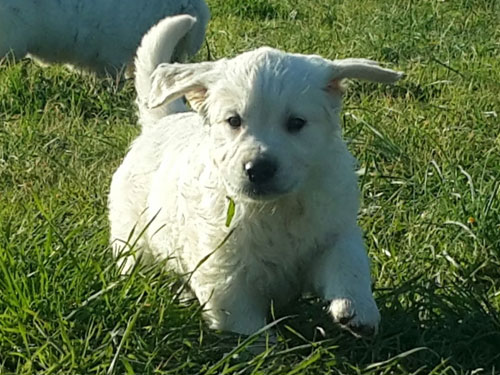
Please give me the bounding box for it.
[0,0,209,76]
[109,15,402,336]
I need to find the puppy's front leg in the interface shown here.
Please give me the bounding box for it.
[195,274,269,336]
[310,228,380,336]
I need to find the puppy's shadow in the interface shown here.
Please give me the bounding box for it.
[273,276,500,372]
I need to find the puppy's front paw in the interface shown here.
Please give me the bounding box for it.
[329,296,380,337]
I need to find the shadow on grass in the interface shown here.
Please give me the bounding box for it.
[348,80,446,104]
[277,274,500,372]
[93,264,499,373]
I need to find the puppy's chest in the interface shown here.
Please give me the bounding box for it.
[217,205,332,300]
[227,202,331,272]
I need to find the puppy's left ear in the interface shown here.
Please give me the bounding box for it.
[148,61,219,111]
[326,58,403,93]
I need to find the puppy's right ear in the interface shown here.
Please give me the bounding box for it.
[148,61,218,112]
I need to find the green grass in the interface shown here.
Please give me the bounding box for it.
[1,0,499,373]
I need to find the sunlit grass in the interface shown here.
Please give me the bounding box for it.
[1,0,499,373]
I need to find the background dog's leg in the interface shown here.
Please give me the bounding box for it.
[0,37,27,62]
[0,11,28,62]
[309,228,380,336]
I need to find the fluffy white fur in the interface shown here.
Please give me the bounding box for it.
[0,0,209,76]
[109,15,403,336]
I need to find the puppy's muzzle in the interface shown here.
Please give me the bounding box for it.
[242,157,281,198]
[244,158,277,185]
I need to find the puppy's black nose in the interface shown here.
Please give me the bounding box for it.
[244,158,277,184]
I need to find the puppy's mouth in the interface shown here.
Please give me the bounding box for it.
[241,181,297,201]
[223,176,299,202]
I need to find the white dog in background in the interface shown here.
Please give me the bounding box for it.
[0,0,209,76]
[109,15,403,336]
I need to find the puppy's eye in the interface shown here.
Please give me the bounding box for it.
[286,117,307,133]
[227,115,242,129]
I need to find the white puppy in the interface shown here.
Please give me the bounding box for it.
[109,15,403,336]
[0,0,209,76]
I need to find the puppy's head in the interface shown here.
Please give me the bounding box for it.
[149,48,402,200]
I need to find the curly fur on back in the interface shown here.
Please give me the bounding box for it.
[0,0,209,76]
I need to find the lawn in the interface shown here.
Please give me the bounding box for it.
[0,0,499,373]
